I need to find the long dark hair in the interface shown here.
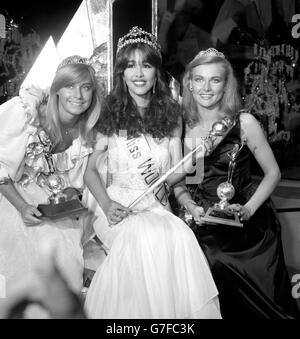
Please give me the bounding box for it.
[96,43,180,139]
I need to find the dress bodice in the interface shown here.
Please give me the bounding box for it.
[107,135,170,189]
[21,130,93,190]
[195,117,253,205]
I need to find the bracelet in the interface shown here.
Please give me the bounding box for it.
[244,205,253,217]
[183,199,197,211]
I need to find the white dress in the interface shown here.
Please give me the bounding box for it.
[0,88,92,295]
[85,135,221,319]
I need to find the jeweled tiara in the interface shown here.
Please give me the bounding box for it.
[116,26,161,56]
[57,55,91,70]
[195,48,225,59]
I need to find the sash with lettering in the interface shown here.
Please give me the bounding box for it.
[115,134,168,206]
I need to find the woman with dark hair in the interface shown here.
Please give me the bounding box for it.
[181,48,300,319]
[0,55,102,298]
[84,27,221,319]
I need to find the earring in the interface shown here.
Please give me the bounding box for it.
[152,78,157,94]
[189,80,193,92]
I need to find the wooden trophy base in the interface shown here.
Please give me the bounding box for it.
[200,207,243,227]
[38,199,88,221]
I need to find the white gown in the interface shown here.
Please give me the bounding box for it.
[85,135,221,319]
[0,89,90,296]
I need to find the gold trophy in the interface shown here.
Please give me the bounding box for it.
[200,143,244,227]
[21,130,88,220]
[37,173,88,220]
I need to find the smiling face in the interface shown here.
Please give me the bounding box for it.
[123,49,156,106]
[190,63,226,110]
[57,76,93,121]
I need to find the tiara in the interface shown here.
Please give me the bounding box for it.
[116,26,161,56]
[57,55,90,70]
[195,48,225,59]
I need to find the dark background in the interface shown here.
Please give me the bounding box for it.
[1,1,82,43]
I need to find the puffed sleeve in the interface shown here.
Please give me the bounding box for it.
[94,133,109,187]
[0,87,44,183]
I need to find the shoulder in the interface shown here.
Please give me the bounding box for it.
[238,112,266,144]
[171,115,183,138]
[239,111,258,125]
[184,121,197,138]
[95,132,109,151]
[239,112,261,133]
[0,87,46,135]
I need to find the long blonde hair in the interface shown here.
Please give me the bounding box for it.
[41,63,102,147]
[182,53,241,128]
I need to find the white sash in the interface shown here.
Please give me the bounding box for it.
[115,134,168,206]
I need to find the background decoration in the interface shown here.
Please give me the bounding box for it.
[21,36,59,90]
[0,12,41,102]
[243,43,298,139]
[0,14,5,38]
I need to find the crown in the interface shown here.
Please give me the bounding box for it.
[116,26,161,56]
[195,48,225,59]
[57,55,90,70]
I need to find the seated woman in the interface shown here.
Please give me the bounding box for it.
[180,48,300,318]
[0,56,102,297]
[83,27,221,319]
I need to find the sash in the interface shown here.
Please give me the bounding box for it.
[115,134,168,206]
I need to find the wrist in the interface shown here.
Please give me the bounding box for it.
[101,198,113,215]
[244,204,253,217]
[183,199,197,212]
[19,202,29,214]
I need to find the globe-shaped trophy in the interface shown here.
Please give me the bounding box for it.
[200,143,244,227]
[46,174,67,204]
[31,132,88,220]
[37,173,88,220]
[216,182,235,210]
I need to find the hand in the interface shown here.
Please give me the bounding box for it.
[190,206,206,225]
[105,201,131,226]
[20,204,43,227]
[185,200,205,225]
[226,204,252,221]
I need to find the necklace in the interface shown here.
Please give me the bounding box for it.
[64,128,72,135]
[62,123,78,137]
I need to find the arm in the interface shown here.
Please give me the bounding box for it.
[228,113,281,220]
[0,88,46,226]
[167,126,204,223]
[83,137,131,225]
[0,180,42,226]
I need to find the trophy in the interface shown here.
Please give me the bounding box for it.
[22,130,88,220]
[37,173,88,220]
[200,143,244,227]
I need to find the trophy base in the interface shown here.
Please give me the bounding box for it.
[200,207,243,227]
[37,199,88,221]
